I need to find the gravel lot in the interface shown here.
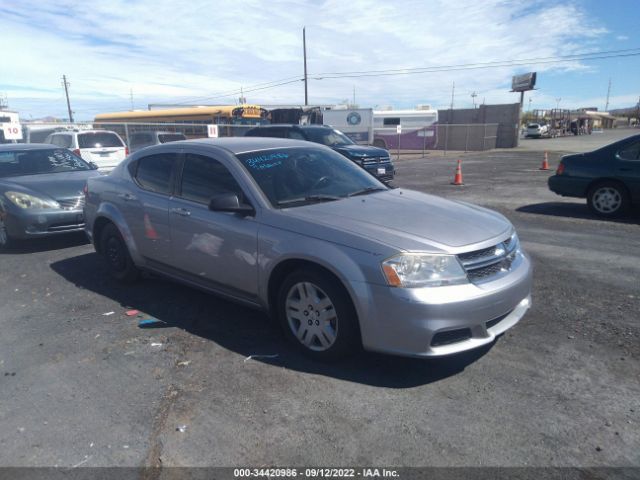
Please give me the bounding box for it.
[0,132,638,471]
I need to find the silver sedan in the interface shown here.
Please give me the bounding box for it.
[84,138,532,360]
[0,144,101,249]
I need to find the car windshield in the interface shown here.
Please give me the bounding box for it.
[78,132,124,148]
[0,149,92,177]
[304,129,354,147]
[237,147,387,208]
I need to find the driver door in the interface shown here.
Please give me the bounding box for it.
[167,152,260,301]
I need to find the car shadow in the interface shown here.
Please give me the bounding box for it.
[50,252,495,389]
[0,232,89,255]
[517,202,640,225]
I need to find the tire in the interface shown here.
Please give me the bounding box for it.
[100,223,139,282]
[587,181,630,218]
[0,216,14,250]
[277,268,360,361]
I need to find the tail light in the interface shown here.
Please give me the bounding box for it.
[125,147,129,156]
[556,163,565,175]
[73,148,81,156]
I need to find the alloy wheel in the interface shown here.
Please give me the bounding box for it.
[592,187,621,214]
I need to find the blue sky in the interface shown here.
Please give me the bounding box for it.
[1,0,638,120]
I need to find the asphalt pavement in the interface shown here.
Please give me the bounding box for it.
[0,136,638,471]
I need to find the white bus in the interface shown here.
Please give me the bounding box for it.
[373,107,438,150]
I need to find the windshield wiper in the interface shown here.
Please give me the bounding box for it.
[347,187,387,197]
[277,195,341,207]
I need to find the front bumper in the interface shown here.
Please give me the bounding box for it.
[4,208,86,239]
[352,252,533,357]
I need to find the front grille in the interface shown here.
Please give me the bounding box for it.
[57,196,85,211]
[362,156,392,166]
[457,234,518,283]
[48,221,84,232]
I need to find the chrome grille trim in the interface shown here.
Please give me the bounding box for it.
[457,234,519,282]
[57,196,85,211]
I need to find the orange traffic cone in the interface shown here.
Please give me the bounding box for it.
[451,159,464,185]
[144,213,159,240]
[540,151,550,170]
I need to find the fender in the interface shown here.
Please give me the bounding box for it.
[94,202,144,265]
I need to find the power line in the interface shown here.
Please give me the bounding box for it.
[310,49,640,79]
[156,47,640,106]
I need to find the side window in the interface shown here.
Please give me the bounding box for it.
[383,118,400,126]
[618,142,640,161]
[135,153,177,194]
[180,153,243,205]
[288,130,306,140]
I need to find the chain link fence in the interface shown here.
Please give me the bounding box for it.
[20,121,499,155]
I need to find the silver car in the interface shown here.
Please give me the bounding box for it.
[84,138,532,360]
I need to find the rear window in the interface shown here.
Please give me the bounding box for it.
[527,124,540,128]
[135,153,176,194]
[158,133,186,143]
[78,132,124,148]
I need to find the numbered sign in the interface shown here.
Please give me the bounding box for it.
[396,125,402,134]
[207,124,219,138]
[2,124,23,140]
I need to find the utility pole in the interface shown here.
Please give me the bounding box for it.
[303,27,308,106]
[130,88,134,110]
[470,91,477,108]
[352,85,356,107]
[604,78,611,112]
[62,75,74,123]
[450,81,455,110]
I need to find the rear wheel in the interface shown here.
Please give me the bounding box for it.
[0,216,14,250]
[587,181,630,218]
[277,268,359,361]
[100,223,139,282]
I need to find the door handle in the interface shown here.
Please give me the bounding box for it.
[118,193,137,201]
[170,207,191,217]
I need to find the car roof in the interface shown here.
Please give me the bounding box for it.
[0,143,58,151]
[178,137,323,154]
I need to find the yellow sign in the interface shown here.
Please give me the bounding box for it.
[242,105,262,118]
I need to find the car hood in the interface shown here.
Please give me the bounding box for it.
[332,144,389,158]
[278,189,512,253]
[0,170,100,200]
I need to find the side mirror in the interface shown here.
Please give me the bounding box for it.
[208,193,254,216]
[89,161,99,170]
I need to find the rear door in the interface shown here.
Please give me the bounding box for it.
[120,151,181,265]
[615,140,640,203]
[78,132,127,170]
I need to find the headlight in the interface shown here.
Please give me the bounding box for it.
[382,253,468,288]
[5,191,60,210]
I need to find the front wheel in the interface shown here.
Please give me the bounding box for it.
[277,269,359,361]
[587,181,630,218]
[100,223,140,282]
[0,216,14,250]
